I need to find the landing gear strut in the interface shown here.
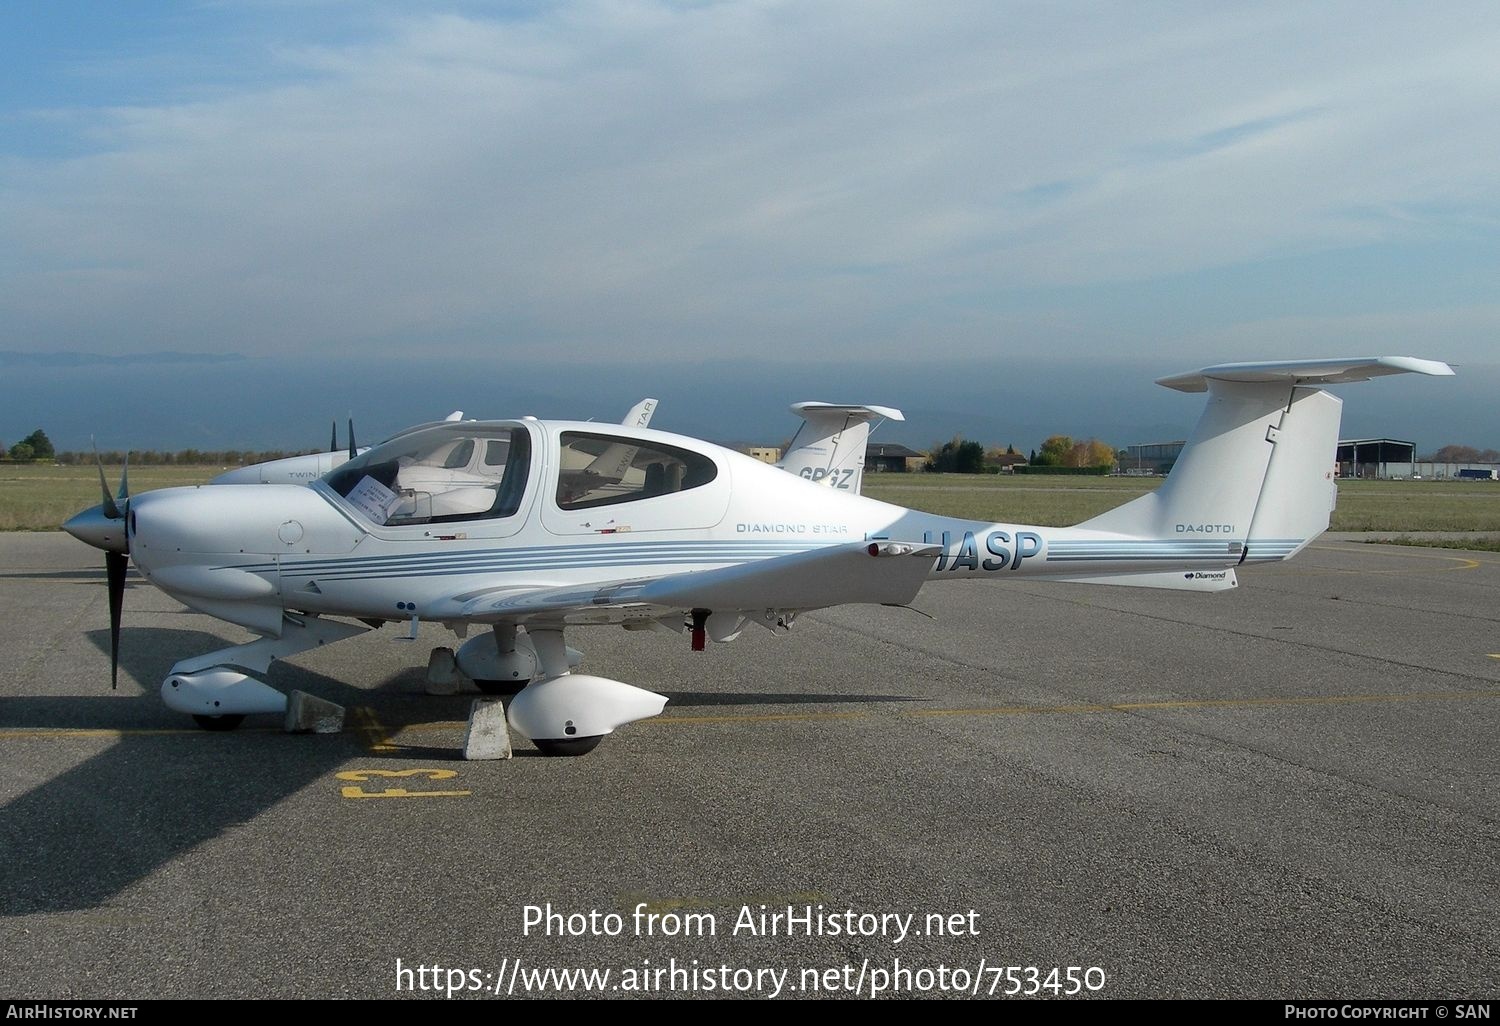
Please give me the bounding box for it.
[163,614,368,729]
[486,626,667,757]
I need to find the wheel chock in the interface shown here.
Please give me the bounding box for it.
[425,646,460,695]
[463,698,513,760]
[284,690,345,734]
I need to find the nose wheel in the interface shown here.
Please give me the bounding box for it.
[532,735,604,757]
[192,713,246,731]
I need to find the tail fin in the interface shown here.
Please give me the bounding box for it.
[621,398,658,428]
[1080,357,1452,561]
[777,402,903,494]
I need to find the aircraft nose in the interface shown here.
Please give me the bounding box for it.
[62,503,128,554]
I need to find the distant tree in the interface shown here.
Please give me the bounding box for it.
[1424,444,1500,463]
[1426,444,1482,462]
[1035,435,1073,467]
[1006,443,1018,456]
[20,429,54,459]
[954,440,984,473]
[926,436,986,474]
[1028,449,1037,464]
[1065,438,1117,469]
[8,442,35,462]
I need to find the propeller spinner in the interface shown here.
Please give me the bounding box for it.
[61,448,131,688]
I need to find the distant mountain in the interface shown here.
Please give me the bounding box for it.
[0,352,1484,455]
[0,350,247,368]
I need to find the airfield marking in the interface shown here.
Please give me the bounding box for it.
[638,710,872,725]
[5,684,1494,741]
[7,689,1498,746]
[353,704,398,753]
[0,726,277,739]
[641,687,1500,724]
[1294,547,1483,574]
[901,688,1500,718]
[335,767,470,799]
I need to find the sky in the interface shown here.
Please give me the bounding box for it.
[1,1,1497,452]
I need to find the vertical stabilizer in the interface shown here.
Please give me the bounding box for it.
[1078,357,1452,560]
[776,403,903,494]
[1077,380,1289,542]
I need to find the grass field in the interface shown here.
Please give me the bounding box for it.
[4,464,1500,534]
[863,474,1161,526]
[864,474,1500,532]
[0,465,215,532]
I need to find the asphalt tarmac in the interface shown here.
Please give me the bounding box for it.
[2,531,1497,1000]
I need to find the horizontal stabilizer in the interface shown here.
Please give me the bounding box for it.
[1158,356,1453,393]
[1051,568,1238,592]
[787,402,905,422]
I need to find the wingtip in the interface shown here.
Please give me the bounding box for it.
[1379,356,1455,377]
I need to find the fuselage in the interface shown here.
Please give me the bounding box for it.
[119,417,1257,635]
[209,449,362,485]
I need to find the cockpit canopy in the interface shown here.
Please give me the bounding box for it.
[322,421,724,529]
[324,423,531,526]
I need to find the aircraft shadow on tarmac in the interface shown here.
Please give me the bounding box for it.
[0,724,366,917]
[0,627,384,917]
[0,626,926,915]
[656,691,923,707]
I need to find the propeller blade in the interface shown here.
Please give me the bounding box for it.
[92,441,122,521]
[347,417,357,460]
[116,452,130,505]
[106,550,126,690]
[330,419,339,453]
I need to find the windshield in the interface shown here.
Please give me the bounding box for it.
[323,424,531,526]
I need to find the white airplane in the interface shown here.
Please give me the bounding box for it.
[210,418,368,486]
[209,400,661,487]
[63,358,1450,756]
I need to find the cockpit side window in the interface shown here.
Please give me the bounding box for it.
[323,426,532,526]
[555,432,718,511]
[482,438,511,467]
[442,439,475,470]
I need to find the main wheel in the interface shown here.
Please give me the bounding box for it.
[533,735,603,757]
[474,679,527,697]
[192,713,246,732]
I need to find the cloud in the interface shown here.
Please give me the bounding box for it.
[2,1,1499,367]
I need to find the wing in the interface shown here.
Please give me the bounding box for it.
[431,540,939,625]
